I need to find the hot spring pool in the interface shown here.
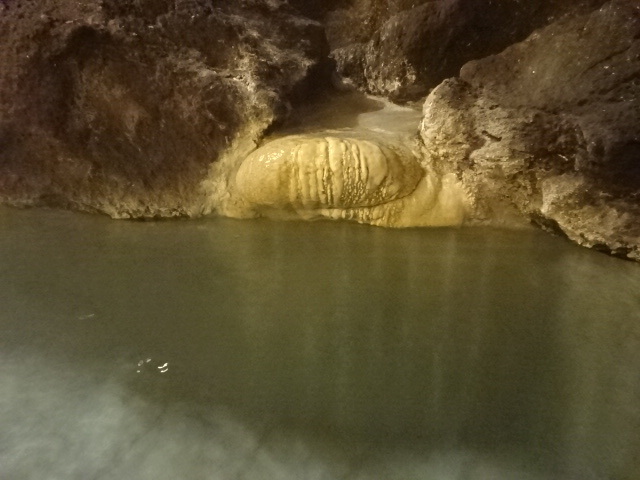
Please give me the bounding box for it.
[1,207,639,479]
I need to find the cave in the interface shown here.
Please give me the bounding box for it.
[1,1,639,479]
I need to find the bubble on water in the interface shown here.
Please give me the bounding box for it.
[135,358,169,374]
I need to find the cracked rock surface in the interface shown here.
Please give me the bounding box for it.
[0,0,330,218]
[330,0,607,102]
[420,0,640,260]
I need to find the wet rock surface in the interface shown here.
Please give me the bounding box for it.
[0,0,330,217]
[229,130,468,227]
[235,135,424,210]
[420,0,640,260]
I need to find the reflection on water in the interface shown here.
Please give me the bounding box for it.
[0,207,639,479]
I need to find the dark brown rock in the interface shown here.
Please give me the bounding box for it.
[287,0,351,21]
[332,0,608,102]
[325,0,431,49]
[420,0,640,260]
[0,0,330,218]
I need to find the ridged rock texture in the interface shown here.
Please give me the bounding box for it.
[231,134,468,227]
[236,135,423,209]
[0,0,330,218]
[420,0,640,260]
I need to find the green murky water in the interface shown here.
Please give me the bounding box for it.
[1,207,639,479]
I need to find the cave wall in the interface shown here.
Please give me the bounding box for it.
[328,0,608,102]
[0,0,638,259]
[420,0,640,260]
[0,0,330,217]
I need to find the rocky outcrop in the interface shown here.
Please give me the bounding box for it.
[331,0,607,102]
[420,0,640,260]
[0,0,330,218]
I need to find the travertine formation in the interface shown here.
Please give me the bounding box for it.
[236,135,421,209]
[232,134,468,227]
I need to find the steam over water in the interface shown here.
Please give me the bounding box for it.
[1,207,639,479]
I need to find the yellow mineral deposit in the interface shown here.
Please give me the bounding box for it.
[232,134,469,227]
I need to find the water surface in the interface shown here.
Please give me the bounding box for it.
[1,207,639,479]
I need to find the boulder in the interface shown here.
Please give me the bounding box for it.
[420,0,640,260]
[0,0,330,218]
